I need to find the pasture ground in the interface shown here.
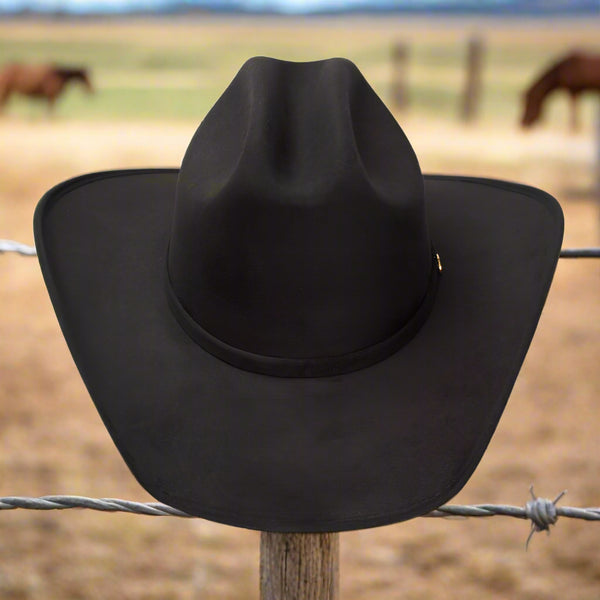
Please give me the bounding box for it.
[1,16,600,600]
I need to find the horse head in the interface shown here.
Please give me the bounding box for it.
[75,69,94,94]
[55,67,94,94]
[520,89,542,128]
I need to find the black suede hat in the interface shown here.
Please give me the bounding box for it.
[34,57,563,532]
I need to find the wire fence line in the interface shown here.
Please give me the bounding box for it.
[2,239,600,259]
[0,496,192,517]
[1,239,37,256]
[1,488,599,547]
[559,248,600,258]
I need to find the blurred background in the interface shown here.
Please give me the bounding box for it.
[1,1,599,598]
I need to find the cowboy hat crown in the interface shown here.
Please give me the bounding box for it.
[168,57,435,375]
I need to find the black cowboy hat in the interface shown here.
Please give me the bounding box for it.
[34,57,563,533]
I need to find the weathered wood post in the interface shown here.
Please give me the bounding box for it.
[596,99,600,196]
[260,532,340,600]
[390,42,409,112]
[460,36,485,123]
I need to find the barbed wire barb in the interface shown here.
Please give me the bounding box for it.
[524,484,566,550]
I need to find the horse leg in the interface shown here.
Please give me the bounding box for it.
[43,76,63,119]
[0,86,11,114]
[569,91,580,133]
[46,95,57,118]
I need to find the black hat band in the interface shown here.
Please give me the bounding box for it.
[166,249,441,378]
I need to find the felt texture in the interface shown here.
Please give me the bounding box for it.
[34,57,564,532]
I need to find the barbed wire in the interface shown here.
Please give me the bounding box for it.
[2,240,600,259]
[0,495,191,517]
[559,248,600,258]
[0,240,37,256]
[1,487,598,547]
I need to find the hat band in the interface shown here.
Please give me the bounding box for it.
[166,249,441,378]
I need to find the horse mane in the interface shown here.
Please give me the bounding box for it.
[52,66,89,81]
[524,56,570,100]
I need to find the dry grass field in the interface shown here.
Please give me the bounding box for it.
[1,16,600,600]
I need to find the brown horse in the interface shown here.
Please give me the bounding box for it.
[521,52,600,132]
[0,63,93,114]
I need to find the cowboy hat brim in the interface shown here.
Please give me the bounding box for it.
[34,169,563,532]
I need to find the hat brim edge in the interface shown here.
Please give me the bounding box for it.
[33,169,564,533]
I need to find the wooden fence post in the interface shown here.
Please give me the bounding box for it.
[390,42,409,112]
[260,532,339,600]
[460,36,484,123]
[596,100,600,196]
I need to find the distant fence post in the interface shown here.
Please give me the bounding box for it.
[260,532,339,600]
[460,36,485,123]
[390,42,409,112]
[596,100,600,196]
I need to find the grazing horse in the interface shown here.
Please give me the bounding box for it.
[0,63,93,114]
[521,52,600,132]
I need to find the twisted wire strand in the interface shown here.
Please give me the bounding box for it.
[2,240,600,259]
[0,496,192,517]
[1,488,599,549]
[425,505,600,521]
[559,248,600,258]
[0,240,37,256]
